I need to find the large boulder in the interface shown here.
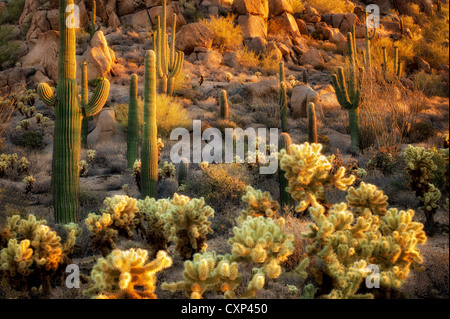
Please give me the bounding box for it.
[148,3,187,28]
[123,10,152,29]
[299,48,325,68]
[88,109,118,147]
[238,14,267,39]
[26,10,51,44]
[269,0,293,17]
[117,0,136,16]
[248,36,267,55]
[244,78,279,98]
[22,30,59,83]
[267,12,299,37]
[82,31,116,80]
[232,0,269,19]
[203,50,223,69]
[291,84,321,118]
[175,23,214,54]
[321,27,346,45]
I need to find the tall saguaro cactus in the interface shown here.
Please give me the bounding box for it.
[219,89,229,119]
[80,62,89,148]
[278,132,294,209]
[279,82,288,132]
[307,102,317,144]
[382,46,402,80]
[127,74,139,168]
[331,32,362,153]
[88,0,100,39]
[141,50,159,198]
[37,0,110,223]
[364,13,376,68]
[154,0,184,95]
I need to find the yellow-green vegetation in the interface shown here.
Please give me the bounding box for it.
[302,182,427,298]
[239,186,280,223]
[305,0,354,14]
[84,249,172,299]
[162,251,241,299]
[0,153,19,177]
[85,212,118,257]
[164,193,214,260]
[114,94,190,137]
[0,214,81,295]
[279,143,356,213]
[237,46,281,75]
[292,0,305,14]
[159,161,176,180]
[200,14,243,52]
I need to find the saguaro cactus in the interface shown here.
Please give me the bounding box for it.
[278,132,294,209]
[331,32,362,153]
[307,102,317,144]
[178,158,189,185]
[37,0,109,223]
[80,62,89,148]
[279,82,288,132]
[141,51,159,198]
[279,61,285,83]
[219,89,229,119]
[154,0,184,95]
[364,13,376,68]
[382,46,401,80]
[88,0,100,39]
[127,74,139,168]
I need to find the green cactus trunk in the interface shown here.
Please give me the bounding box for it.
[278,132,294,209]
[307,102,317,144]
[37,0,109,223]
[141,51,158,198]
[348,108,360,152]
[279,82,288,132]
[219,89,229,119]
[178,158,188,185]
[81,62,89,148]
[127,74,139,168]
[279,61,285,83]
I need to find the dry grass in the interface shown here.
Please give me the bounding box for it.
[199,14,244,52]
[305,0,354,14]
[237,46,281,75]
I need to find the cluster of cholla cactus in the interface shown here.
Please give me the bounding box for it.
[403,145,448,234]
[87,149,96,165]
[23,175,35,193]
[84,249,172,299]
[162,251,241,299]
[331,28,363,153]
[227,216,294,298]
[0,153,18,176]
[16,119,31,131]
[135,197,172,255]
[79,160,88,177]
[85,195,139,256]
[12,89,36,119]
[238,186,280,223]
[37,0,110,223]
[0,215,81,296]
[279,142,356,213]
[159,161,176,180]
[153,0,184,95]
[164,193,214,260]
[301,181,427,298]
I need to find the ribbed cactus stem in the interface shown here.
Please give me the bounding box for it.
[278,133,293,209]
[81,61,89,148]
[279,61,285,83]
[302,69,307,84]
[88,0,99,39]
[127,74,139,169]
[394,46,401,77]
[382,47,387,76]
[364,12,376,68]
[219,89,229,119]
[178,158,189,185]
[307,102,317,144]
[36,0,109,223]
[279,81,288,132]
[141,50,158,198]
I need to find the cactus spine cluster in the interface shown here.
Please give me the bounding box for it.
[141,51,159,199]
[37,0,110,223]
[307,102,317,144]
[331,31,362,153]
[154,0,184,95]
[127,74,139,168]
[219,89,229,119]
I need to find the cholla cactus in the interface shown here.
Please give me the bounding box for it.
[403,145,441,233]
[18,157,29,174]
[162,251,241,299]
[79,160,88,177]
[87,149,96,165]
[84,249,172,299]
[239,186,280,223]
[164,193,214,260]
[16,119,31,131]
[279,143,355,213]
[302,182,427,299]
[100,195,139,238]
[23,175,35,193]
[199,161,209,170]
[225,72,233,83]
[228,216,294,298]
[85,213,118,257]
[0,160,7,176]
[158,161,176,179]
[35,113,43,124]
[0,215,81,295]
[132,159,141,190]
[135,197,172,255]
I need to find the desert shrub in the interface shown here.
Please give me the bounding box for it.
[114,94,190,138]
[0,0,25,24]
[0,96,15,151]
[292,0,305,13]
[181,163,251,211]
[11,131,44,150]
[0,25,23,67]
[409,121,436,142]
[367,146,400,175]
[413,70,449,97]
[304,0,354,14]
[200,14,243,52]
[237,46,281,75]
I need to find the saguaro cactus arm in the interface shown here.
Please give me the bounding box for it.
[83,78,110,117]
[37,83,56,107]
